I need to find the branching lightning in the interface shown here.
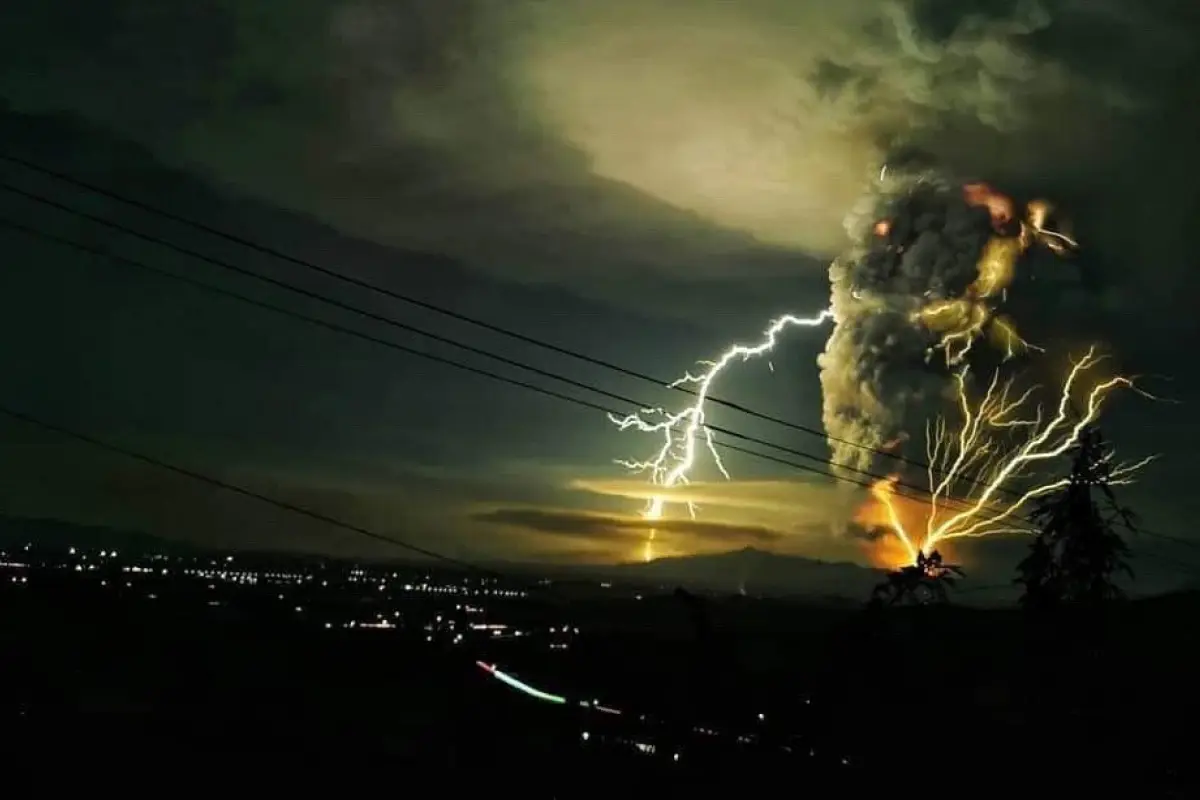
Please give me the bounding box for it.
[867,346,1157,566]
[608,310,833,561]
[608,177,1145,571]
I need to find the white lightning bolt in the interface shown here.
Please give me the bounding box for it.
[609,310,833,561]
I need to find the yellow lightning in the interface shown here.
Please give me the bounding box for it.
[608,310,834,561]
[914,187,1080,367]
[869,346,1157,566]
[611,182,1090,567]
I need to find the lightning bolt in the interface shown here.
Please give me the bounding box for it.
[608,310,834,562]
[609,184,1101,567]
[870,345,1157,565]
[916,188,1078,369]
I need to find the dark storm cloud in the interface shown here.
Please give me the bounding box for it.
[5,1,1194,320]
[818,175,1005,482]
[880,0,1200,320]
[471,507,783,548]
[0,0,820,322]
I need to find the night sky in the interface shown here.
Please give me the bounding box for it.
[0,1,1197,590]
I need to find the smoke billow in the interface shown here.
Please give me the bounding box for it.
[818,167,998,482]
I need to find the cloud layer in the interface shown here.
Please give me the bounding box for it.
[472,506,783,547]
[2,0,1195,316]
[570,476,854,522]
[559,476,867,561]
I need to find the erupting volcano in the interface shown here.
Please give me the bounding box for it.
[609,166,1148,570]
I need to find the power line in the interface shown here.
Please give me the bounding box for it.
[2,163,1180,551]
[5,177,1178,547]
[0,403,484,572]
[1133,546,1200,576]
[0,398,1024,765]
[4,211,1196,561]
[4,398,1196,600]
[0,398,903,760]
[0,216,893,497]
[3,158,1179,547]
[0,210,965,507]
[0,154,1037,494]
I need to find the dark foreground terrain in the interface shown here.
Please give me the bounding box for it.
[2,570,1198,795]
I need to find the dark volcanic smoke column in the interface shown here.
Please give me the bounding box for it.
[818,171,999,481]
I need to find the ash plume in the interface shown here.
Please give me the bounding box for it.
[818,167,998,482]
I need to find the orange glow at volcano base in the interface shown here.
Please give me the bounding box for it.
[848,347,1155,573]
[852,475,959,570]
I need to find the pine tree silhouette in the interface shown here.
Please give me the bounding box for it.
[1013,425,1142,779]
[1016,425,1137,608]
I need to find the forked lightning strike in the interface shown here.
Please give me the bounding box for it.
[870,346,1157,565]
[608,310,833,561]
[609,179,1142,569]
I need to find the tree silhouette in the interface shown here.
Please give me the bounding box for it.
[1014,425,1142,770]
[1016,425,1137,609]
[1015,532,1059,612]
[870,549,964,607]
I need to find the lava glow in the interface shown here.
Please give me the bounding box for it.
[963,181,1015,231]
[858,347,1156,569]
[608,310,834,561]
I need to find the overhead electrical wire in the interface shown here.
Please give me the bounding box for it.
[0,160,1194,564]
[2,156,1189,557]
[1,216,1197,581]
[0,207,997,513]
[0,399,488,573]
[2,175,1192,558]
[0,152,1090,500]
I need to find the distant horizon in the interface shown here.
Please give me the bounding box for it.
[10,512,1190,607]
[0,511,870,566]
